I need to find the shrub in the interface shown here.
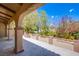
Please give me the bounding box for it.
[39,30,57,37]
[39,31,48,36]
[47,31,56,36]
[72,32,79,40]
[67,35,75,41]
[56,32,75,41]
[62,33,68,39]
[56,32,64,38]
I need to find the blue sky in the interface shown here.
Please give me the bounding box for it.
[37,3,79,27]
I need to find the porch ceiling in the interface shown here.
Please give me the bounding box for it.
[0,3,44,24]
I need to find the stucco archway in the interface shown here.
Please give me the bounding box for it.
[13,3,44,53]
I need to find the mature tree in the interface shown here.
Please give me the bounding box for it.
[39,10,49,35]
[22,11,39,33]
[22,10,50,35]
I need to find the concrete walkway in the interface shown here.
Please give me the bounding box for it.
[0,37,59,56]
[23,36,79,56]
[17,39,60,56]
[0,36,79,56]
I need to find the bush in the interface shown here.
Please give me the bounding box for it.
[56,32,65,38]
[39,30,57,37]
[47,31,57,36]
[62,33,75,41]
[56,32,75,41]
[24,27,33,33]
[72,32,79,40]
[68,35,75,40]
[63,33,71,39]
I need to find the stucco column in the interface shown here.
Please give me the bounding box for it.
[14,27,24,53]
[4,24,7,37]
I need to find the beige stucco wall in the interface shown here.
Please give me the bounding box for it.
[8,20,15,40]
[0,22,5,37]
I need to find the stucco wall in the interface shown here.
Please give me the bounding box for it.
[8,21,15,40]
[0,22,5,37]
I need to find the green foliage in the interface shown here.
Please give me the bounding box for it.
[39,26,49,36]
[24,25,33,33]
[72,32,79,40]
[56,32,75,41]
[40,11,48,26]
[23,10,79,41]
[32,25,38,31]
[23,11,39,33]
[39,31,48,36]
[39,29,57,37]
[47,31,57,36]
[56,32,64,38]
[63,33,70,39]
[39,10,50,36]
[68,35,75,41]
[23,10,50,35]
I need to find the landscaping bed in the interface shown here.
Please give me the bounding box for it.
[52,37,79,52]
[53,38,74,50]
[31,34,39,40]
[38,35,53,44]
[24,32,79,53]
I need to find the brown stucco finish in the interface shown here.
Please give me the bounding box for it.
[0,22,5,37]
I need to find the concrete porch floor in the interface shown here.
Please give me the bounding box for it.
[0,37,60,56]
[0,36,79,56]
[23,36,79,56]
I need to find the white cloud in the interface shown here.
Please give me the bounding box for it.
[69,9,74,13]
[51,16,54,18]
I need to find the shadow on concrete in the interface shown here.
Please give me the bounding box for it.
[0,38,60,56]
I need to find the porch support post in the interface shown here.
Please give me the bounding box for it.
[4,24,7,37]
[14,27,24,53]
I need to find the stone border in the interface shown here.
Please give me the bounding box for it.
[24,32,79,53]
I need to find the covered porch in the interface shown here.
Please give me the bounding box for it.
[0,3,79,56]
[0,3,44,54]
